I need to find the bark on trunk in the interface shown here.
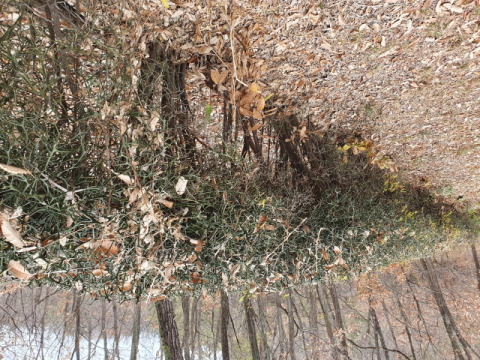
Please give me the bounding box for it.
[391,283,417,360]
[156,298,184,360]
[287,289,296,360]
[73,290,81,360]
[102,299,108,360]
[275,293,288,360]
[130,301,141,360]
[221,289,230,360]
[329,283,348,358]
[113,301,120,360]
[370,306,390,360]
[257,293,270,360]
[471,244,480,292]
[244,292,261,360]
[420,258,475,360]
[316,284,339,359]
[197,297,203,360]
[182,295,191,360]
[308,286,319,360]
[381,300,398,350]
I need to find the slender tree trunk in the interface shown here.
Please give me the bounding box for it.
[39,287,49,360]
[257,294,270,360]
[275,293,288,360]
[287,289,296,360]
[102,299,108,360]
[244,292,261,360]
[74,290,81,360]
[390,283,417,360]
[370,306,390,360]
[190,297,199,359]
[57,293,70,360]
[316,284,339,359]
[156,298,184,360]
[221,289,230,360]
[471,244,480,292]
[329,283,348,358]
[381,300,398,350]
[113,301,120,360]
[88,312,92,360]
[214,317,221,360]
[182,295,191,360]
[308,287,319,360]
[130,301,141,360]
[197,297,203,360]
[420,258,475,360]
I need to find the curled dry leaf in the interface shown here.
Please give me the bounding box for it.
[1,218,25,249]
[333,246,342,255]
[256,97,265,111]
[338,13,346,26]
[252,110,263,120]
[8,260,33,280]
[98,239,119,256]
[249,123,264,132]
[35,258,48,269]
[118,174,134,185]
[321,248,329,260]
[195,240,203,253]
[175,176,188,195]
[0,163,31,175]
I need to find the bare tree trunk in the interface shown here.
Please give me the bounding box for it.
[102,299,108,360]
[113,301,120,360]
[275,293,288,360]
[316,284,339,359]
[390,283,417,360]
[190,297,199,359]
[370,306,390,360]
[329,283,348,358]
[257,294,270,360]
[39,287,49,360]
[420,258,475,360]
[471,244,480,292]
[214,317,221,360]
[221,289,230,360]
[381,300,398,350]
[57,293,70,360]
[308,287,319,360]
[74,290,81,360]
[156,298,184,360]
[197,297,203,360]
[88,311,92,360]
[244,292,261,360]
[130,301,141,360]
[182,295,191,360]
[287,289,296,360]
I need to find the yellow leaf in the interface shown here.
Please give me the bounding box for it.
[160,0,169,8]
[249,83,258,93]
[8,260,33,280]
[264,93,274,101]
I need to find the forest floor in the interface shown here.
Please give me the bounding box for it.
[244,0,480,207]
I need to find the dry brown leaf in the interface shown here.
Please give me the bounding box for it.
[338,13,346,26]
[8,260,33,280]
[1,218,25,248]
[98,239,119,256]
[0,163,31,175]
[211,69,221,84]
[321,42,332,51]
[239,107,253,117]
[218,70,229,84]
[159,198,174,208]
[121,282,133,291]
[118,174,134,185]
[321,248,329,260]
[195,240,203,253]
[373,23,381,32]
[252,110,263,120]
[256,97,265,111]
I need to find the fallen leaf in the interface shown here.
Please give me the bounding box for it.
[333,246,342,255]
[175,177,188,195]
[118,174,134,185]
[256,98,265,111]
[0,163,31,175]
[211,69,221,84]
[1,218,25,248]
[8,260,33,280]
[373,23,381,32]
[253,110,263,120]
[321,248,329,260]
[98,239,119,256]
[338,13,346,25]
[159,198,174,208]
[195,240,203,253]
[218,70,229,84]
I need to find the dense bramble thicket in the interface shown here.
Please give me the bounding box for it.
[0,0,473,299]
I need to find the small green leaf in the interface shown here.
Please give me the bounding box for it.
[205,103,212,123]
